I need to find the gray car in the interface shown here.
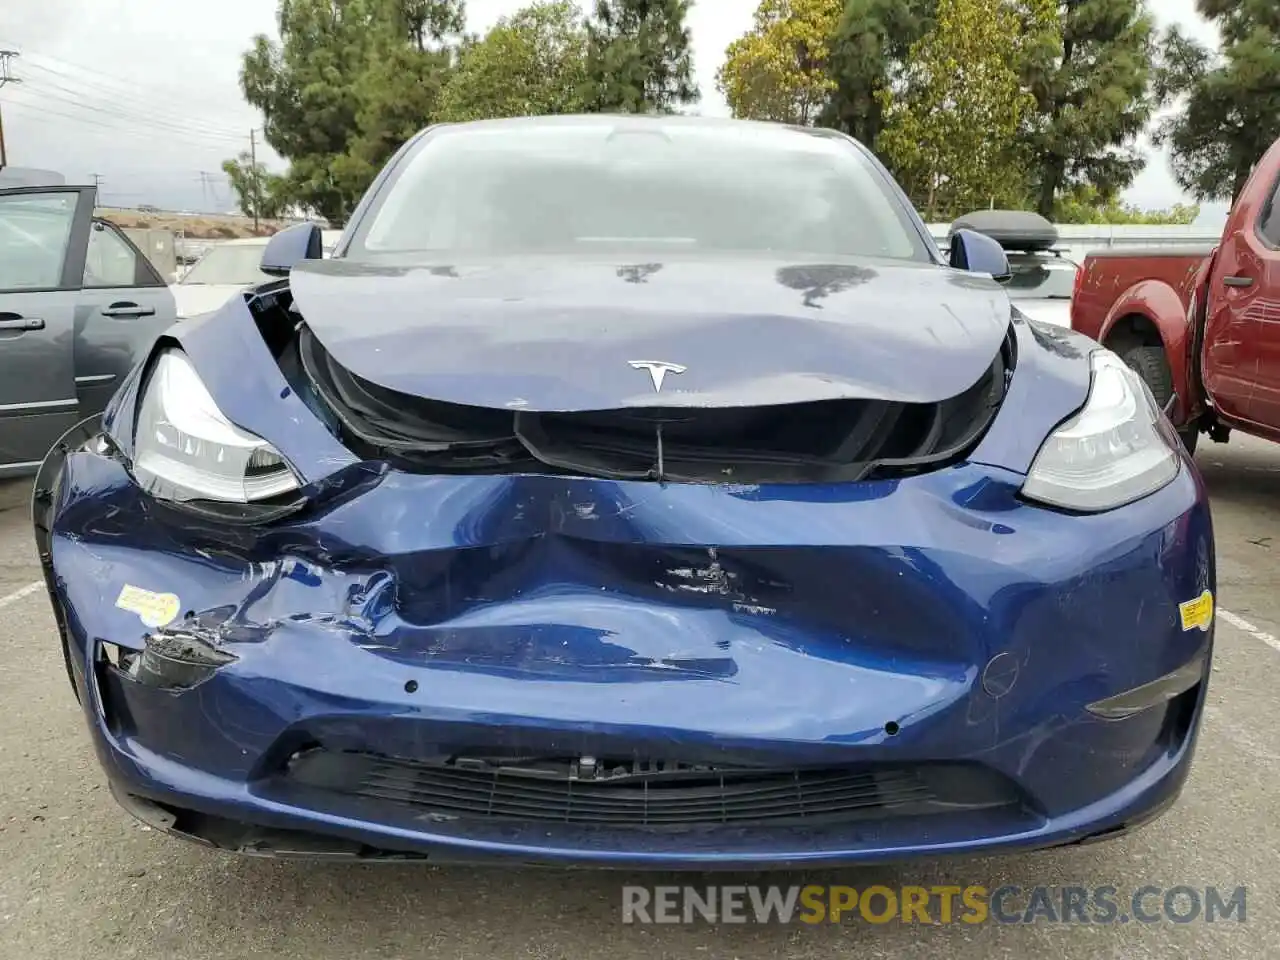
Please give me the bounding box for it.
[0,183,177,476]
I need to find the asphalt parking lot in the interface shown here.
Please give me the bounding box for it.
[0,438,1277,960]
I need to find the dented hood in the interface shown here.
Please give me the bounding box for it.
[289,256,1012,411]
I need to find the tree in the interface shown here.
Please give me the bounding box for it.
[438,1,589,121]
[819,0,935,149]
[581,0,699,113]
[222,152,291,222]
[1053,184,1200,223]
[398,0,468,49]
[1155,2,1280,202]
[343,1,464,190]
[717,0,842,124]
[1019,0,1158,218]
[876,0,1038,219]
[237,0,464,225]
[239,0,377,224]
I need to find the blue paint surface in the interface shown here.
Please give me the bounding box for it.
[49,384,1214,865]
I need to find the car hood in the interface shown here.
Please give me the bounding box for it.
[289,256,1013,411]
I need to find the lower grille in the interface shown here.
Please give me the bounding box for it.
[283,751,1021,827]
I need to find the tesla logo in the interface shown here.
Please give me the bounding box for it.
[629,360,687,393]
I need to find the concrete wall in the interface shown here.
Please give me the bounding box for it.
[927,223,1223,265]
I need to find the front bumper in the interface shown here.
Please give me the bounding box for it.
[35,427,1215,868]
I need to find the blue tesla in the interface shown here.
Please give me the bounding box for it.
[33,115,1214,867]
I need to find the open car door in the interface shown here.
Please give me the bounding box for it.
[0,185,94,475]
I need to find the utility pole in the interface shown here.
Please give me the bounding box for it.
[249,127,259,232]
[0,51,20,171]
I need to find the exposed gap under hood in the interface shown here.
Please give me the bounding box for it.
[295,324,1014,484]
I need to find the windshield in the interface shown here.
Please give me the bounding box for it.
[1006,255,1078,300]
[348,120,934,262]
[181,243,271,286]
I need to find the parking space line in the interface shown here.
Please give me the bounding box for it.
[1218,608,1280,655]
[0,580,42,609]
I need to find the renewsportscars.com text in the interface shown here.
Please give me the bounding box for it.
[621,884,1247,925]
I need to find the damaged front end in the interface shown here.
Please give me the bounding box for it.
[32,277,1214,866]
[294,324,1011,484]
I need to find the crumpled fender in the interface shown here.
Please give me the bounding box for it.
[103,291,359,488]
[967,316,1093,475]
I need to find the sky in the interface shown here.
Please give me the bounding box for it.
[0,0,1226,222]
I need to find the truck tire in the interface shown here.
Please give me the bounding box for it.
[1119,345,1198,456]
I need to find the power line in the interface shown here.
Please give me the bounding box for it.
[18,83,248,144]
[24,51,254,123]
[5,48,273,208]
[22,62,250,139]
[3,98,239,150]
[4,51,265,167]
[2,96,250,150]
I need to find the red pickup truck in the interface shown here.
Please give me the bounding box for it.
[1071,136,1280,455]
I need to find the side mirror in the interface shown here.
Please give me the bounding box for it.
[948,228,1012,284]
[260,222,323,277]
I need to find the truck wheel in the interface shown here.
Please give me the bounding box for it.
[1119,345,1198,456]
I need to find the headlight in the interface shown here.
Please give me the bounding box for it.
[1021,350,1180,512]
[133,348,300,502]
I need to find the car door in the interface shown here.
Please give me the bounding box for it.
[0,186,93,475]
[1202,150,1280,429]
[1235,173,1280,427]
[75,218,178,415]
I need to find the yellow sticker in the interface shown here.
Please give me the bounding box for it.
[115,584,181,629]
[1179,590,1214,632]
